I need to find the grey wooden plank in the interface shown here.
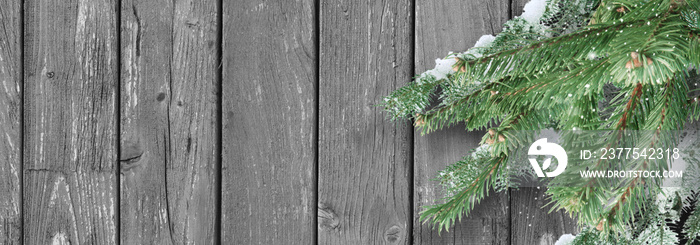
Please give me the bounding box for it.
[221,1,316,243]
[0,0,21,243]
[512,0,528,17]
[317,0,412,244]
[119,0,219,244]
[510,187,578,245]
[414,0,511,244]
[23,0,118,244]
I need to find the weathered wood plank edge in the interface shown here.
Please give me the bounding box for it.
[0,0,22,243]
[20,0,25,243]
[409,0,417,243]
[313,0,320,244]
[508,3,514,245]
[115,0,122,243]
[215,0,224,243]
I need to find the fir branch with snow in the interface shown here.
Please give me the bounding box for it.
[382,0,700,243]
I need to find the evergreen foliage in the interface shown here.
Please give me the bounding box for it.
[382,0,700,242]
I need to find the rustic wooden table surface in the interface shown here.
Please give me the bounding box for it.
[0,0,578,244]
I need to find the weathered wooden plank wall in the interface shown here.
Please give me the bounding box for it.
[0,0,21,243]
[318,0,413,244]
[221,0,317,244]
[414,0,511,244]
[119,0,219,244]
[0,0,582,244]
[23,0,118,244]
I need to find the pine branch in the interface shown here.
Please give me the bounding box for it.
[691,96,700,121]
[383,0,700,238]
[572,77,685,232]
[408,9,693,134]
[615,83,643,130]
[420,155,507,233]
[421,109,542,232]
[684,192,700,243]
[632,217,679,244]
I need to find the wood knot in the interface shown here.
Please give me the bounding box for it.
[317,203,340,231]
[156,93,166,102]
[46,71,55,78]
[184,19,199,29]
[120,141,144,173]
[384,225,403,244]
[225,112,235,129]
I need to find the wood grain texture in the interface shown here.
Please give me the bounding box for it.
[0,0,21,243]
[23,0,118,244]
[414,0,511,244]
[512,0,528,17]
[318,0,412,244]
[120,0,219,244]
[221,1,316,244]
[510,187,578,245]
